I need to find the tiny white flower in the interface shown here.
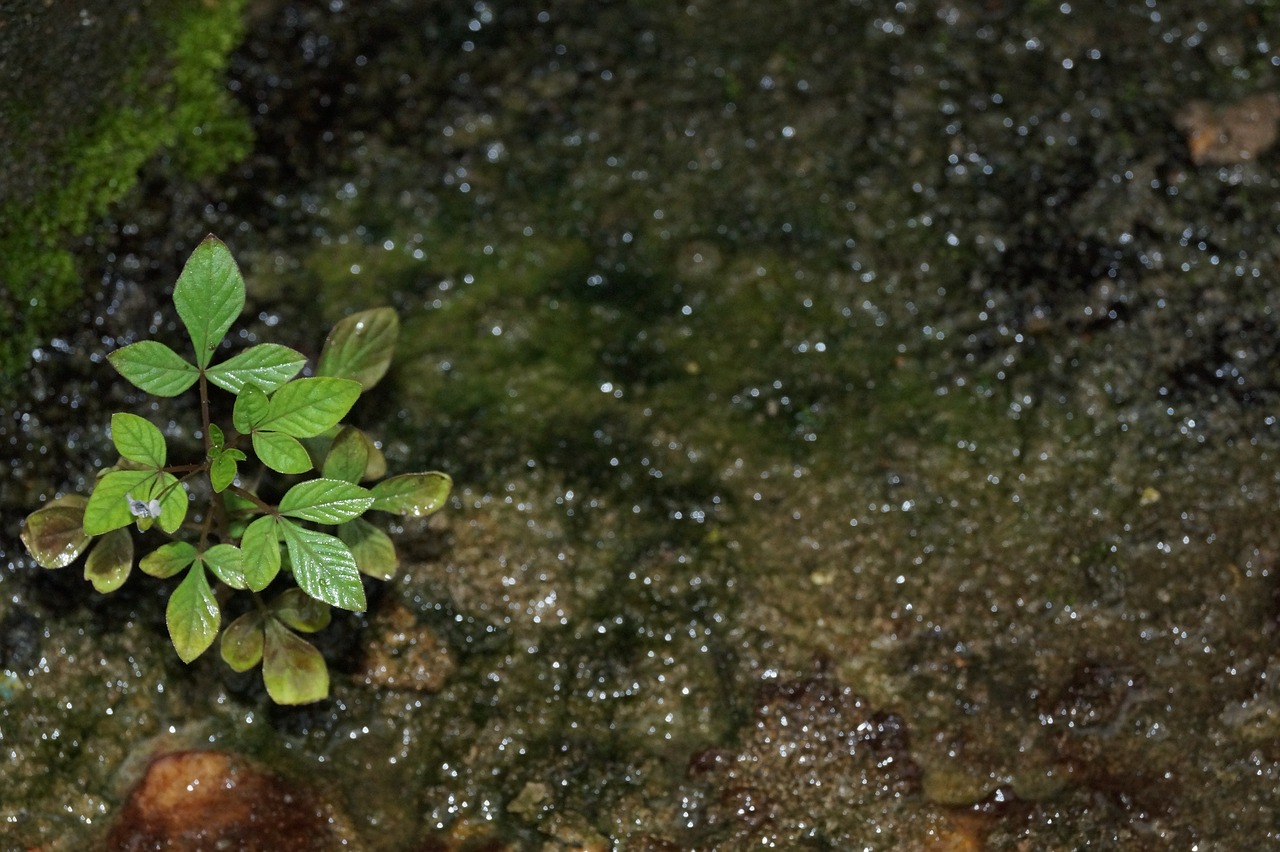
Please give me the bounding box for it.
[125,492,163,519]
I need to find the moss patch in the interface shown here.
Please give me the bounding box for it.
[0,0,251,381]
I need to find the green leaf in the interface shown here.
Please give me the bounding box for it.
[260,377,362,438]
[370,472,453,517]
[173,236,245,369]
[208,423,225,451]
[110,413,167,467]
[210,452,238,492]
[240,515,282,591]
[338,517,399,581]
[253,430,313,474]
[83,469,154,535]
[167,564,221,663]
[278,519,366,611]
[84,528,133,593]
[151,473,189,535]
[203,543,246,589]
[270,587,332,633]
[363,439,387,481]
[206,343,307,394]
[262,619,329,704]
[140,541,198,578]
[279,478,373,524]
[316,307,399,390]
[233,382,270,433]
[107,341,199,397]
[220,611,266,672]
[322,426,372,483]
[21,495,91,569]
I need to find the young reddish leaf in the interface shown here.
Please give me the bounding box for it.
[279,478,373,524]
[84,528,134,593]
[369,472,453,517]
[252,430,313,474]
[278,519,366,611]
[107,341,199,397]
[110,413,167,467]
[167,564,221,663]
[262,619,329,704]
[316,307,399,390]
[205,343,306,394]
[21,495,91,569]
[260,377,362,438]
[220,611,266,672]
[173,236,245,369]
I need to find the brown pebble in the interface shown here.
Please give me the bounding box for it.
[1174,92,1280,165]
[105,749,343,851]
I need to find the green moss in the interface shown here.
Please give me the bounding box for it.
[0,0,251,382]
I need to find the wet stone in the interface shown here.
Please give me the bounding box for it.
[360,601,458,693]
[1174,91,1280,165]
[0,610,42,672]
[105,749,344,851]
[681,668,922,845]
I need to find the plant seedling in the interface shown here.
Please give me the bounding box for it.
[20,235,451,704]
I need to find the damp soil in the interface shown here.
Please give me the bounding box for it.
[4,0,1280,848]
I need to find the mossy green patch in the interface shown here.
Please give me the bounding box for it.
[0,0,251,382]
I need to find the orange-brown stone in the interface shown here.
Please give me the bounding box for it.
[105,749,343,851]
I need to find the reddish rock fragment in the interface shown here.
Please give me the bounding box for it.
[105,749,344,851]
[1174,92,1280,165]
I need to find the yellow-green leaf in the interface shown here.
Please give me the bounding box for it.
[369,472,453,517]
[262,619,329,704]
[316,307,399,391]
[166,565,220,663]
[140,541,198,578]
[270,587,331,633]
[322,426,372,483]
[84,528,134,593]
[338,517,399,581]
[220,611,266,672]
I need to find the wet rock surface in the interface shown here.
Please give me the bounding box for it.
[4,0,1280,849]
[680,667,922,846]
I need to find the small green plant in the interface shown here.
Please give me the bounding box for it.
[20,235,451,704]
